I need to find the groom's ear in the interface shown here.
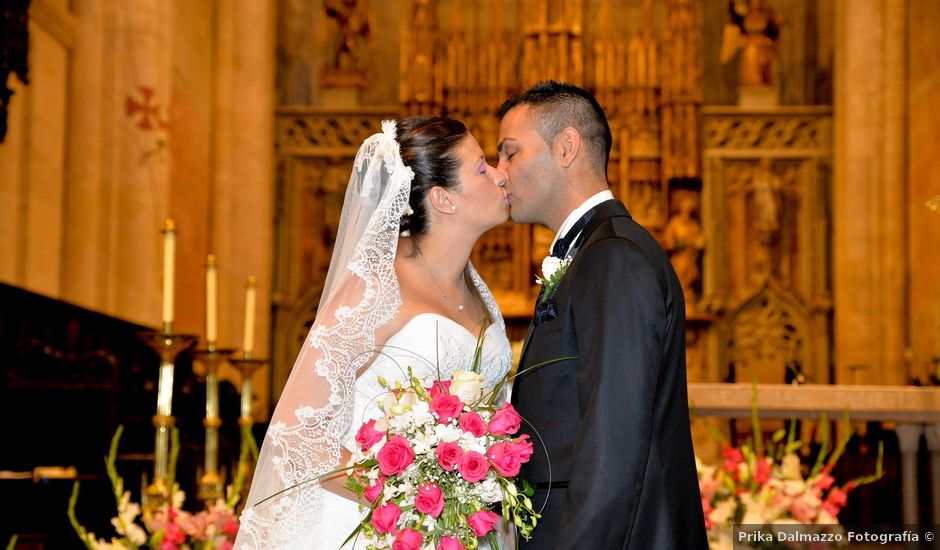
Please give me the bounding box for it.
[556,127,581,169]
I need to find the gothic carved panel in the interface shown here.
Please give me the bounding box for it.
[703,110,831,151]
[703,107,832,384]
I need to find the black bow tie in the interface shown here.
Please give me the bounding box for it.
[551,206,598,259]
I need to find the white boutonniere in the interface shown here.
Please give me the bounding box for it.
[535,256,571,304]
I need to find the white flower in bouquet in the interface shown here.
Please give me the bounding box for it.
[449,370,485,403]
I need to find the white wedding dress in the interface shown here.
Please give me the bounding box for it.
[252,269,513,550]
[237,121,514,550]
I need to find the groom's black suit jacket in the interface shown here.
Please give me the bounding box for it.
[512,200,707,550]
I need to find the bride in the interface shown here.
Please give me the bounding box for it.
[235,117,514,549]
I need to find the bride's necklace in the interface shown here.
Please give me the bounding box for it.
[419,254,466,312]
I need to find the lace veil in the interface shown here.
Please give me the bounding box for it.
[235,121,413,548]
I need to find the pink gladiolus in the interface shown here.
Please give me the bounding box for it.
[754,457,772,484]
[466,510,500,537]
[488,403,522,435]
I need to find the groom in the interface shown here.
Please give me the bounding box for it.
[498,81,707,549]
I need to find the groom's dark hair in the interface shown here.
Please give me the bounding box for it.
[498,81,612,174]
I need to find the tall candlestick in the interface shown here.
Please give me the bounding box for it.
[194,347,232,505]
[162,219,176,333]
[138,330,197,512]
[243,276,257,356]
[206,254,218,347]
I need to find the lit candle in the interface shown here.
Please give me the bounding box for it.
[243,276,257,356]
[206,254,218,345]
[161,219,176,331]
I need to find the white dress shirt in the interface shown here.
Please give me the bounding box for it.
[549,190,615,257]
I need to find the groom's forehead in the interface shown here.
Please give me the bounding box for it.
[498,106,538,149]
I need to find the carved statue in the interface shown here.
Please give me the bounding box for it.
[662,189,706,307]
[0,0,30,143]
[321,0,371,87]
[750,158,783,281]
[719,0,782,87]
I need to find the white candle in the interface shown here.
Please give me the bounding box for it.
[206,254,218,344]
[162,219,176,329]
[243,276,257,355]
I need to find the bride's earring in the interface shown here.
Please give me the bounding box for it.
[450,205,457,213]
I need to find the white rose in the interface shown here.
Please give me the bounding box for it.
[449,370,485,403]
[541,256,563,281]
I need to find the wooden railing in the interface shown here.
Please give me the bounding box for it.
[688,383,940,524]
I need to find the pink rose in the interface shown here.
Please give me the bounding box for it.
[430,392,464,424]
[371,501,402,534]
[428,380,452,398]
[436,442,463,472]
[377,435,415,476]
[392,528,423,550]
[486,441,522,477]
[466,510,500,537]
[355,419,386,450]
[217,542,234,550]
[437,536,464,550]
[510,434,534,462]
[488,403,522,435]
[459,412,487,437]
[415,483,445,518]
[364,476,386,503]
[457,451,489,482]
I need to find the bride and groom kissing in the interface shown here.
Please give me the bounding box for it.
[235,81,708,549]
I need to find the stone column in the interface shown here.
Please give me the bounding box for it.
[62,0,106,309]
[833,0,908,385]
[895,423,923,525]
[927,425,940,525]
[212,0,276,418]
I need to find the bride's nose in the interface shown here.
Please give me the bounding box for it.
[489,165,508,187]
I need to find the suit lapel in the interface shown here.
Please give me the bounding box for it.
[516,200,632,370]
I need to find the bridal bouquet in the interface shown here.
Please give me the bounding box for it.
[696,407,883,550]
[342,370,539,550]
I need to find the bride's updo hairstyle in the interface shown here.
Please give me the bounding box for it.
[396,116,468,239]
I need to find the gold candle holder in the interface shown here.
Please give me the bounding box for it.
[193,345,234,506]
[230,354,266,427]
[138,330,197,511]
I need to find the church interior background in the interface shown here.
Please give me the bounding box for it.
[1,0,940,547]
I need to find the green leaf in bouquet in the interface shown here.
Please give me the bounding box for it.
[345,476,365,497]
